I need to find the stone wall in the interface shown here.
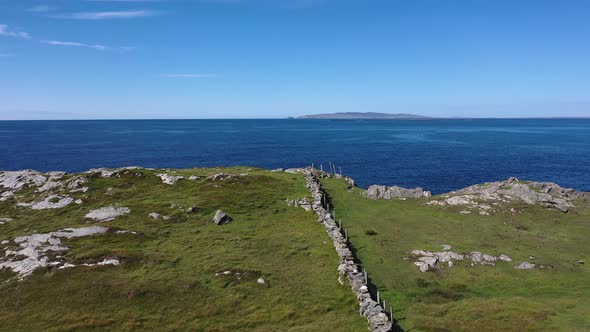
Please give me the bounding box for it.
[302,167,393,332]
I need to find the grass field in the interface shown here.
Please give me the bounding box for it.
[0,168,367,331]
[320,176,590,332]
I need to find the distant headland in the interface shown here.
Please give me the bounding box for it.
[297,112,432,119]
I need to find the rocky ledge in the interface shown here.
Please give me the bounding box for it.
[361,175,588,214]
[427,177,589,214]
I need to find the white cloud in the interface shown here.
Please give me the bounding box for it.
[0,24,30,39]
[55,10,158,20]
[42,40,131,52]
[28,5,55,13]
[162,73,218,78]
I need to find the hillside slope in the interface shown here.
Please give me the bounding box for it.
[0,167,367,331]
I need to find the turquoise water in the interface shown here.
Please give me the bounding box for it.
[1,119,589,194]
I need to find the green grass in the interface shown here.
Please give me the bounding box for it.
[320,177,590,332]
[0,168,367,331]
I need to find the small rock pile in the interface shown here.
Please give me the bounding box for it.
[365,185,431,200]
[286,198,313,211]
[303,168,392,332]
[206,173,233,181]
[410,248,512,272]
[155,172,201,185]
[85,166,148,178]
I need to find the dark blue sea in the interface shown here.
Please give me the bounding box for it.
[1,119,589,194]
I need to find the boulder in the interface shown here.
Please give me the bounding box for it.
[365,185,431,200]
[515,262,535,270]
[213,210,233,225]
[156,173,184,185]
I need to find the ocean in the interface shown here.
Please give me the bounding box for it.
[1,119,589,194]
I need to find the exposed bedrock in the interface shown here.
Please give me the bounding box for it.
[427,177,589,213]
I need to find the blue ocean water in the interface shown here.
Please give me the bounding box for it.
[1,119,589,194]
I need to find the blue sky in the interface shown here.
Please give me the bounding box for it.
[0,0,589,119]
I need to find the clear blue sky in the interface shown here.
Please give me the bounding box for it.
[1,0,589,119]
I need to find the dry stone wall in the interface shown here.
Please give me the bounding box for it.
[302,167,393,332]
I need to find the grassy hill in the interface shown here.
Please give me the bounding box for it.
[2,166,589,331]
[320,176,590,332]
[0,167,367,331]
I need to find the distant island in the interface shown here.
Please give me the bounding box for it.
[297,112,432,119]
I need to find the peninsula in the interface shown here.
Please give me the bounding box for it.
[297,112,431,119]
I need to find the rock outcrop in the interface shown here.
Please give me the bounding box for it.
[365,185,431,200]
[0,226,114,279]
[85,207,131,222]
[156,173,184,185]
[0,170,88,207]
[17,195,74,210]
[303,168,393,332]
[427,177,589,214]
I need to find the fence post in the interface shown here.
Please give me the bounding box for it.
[377,291,380,304]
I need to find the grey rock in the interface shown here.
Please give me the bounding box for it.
[213,210,233,225]
[156,173,184,185]
[85,207,131,222]
[515,262,535,270]
[430,177,589,214]
[365,185,431,200]
[17,195,74,210]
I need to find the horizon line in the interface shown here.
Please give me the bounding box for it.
[1,116,590,121]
